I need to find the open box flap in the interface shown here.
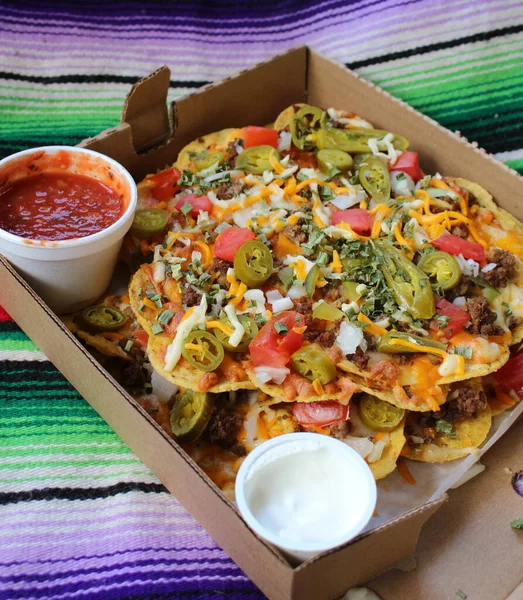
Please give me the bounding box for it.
[80,46,309,181]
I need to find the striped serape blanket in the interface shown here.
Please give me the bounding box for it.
[1,1,522,598]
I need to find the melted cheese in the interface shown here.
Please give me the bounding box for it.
[164,295,208,371]
[357,313,388,336]
[224,304,245,348]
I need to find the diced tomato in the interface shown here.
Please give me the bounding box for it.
[149,167,181,201]
[293,401,350,427]
[492,353,523,398]
[175,193,213,217]
[242,126,278,149]
[132,330,149,349]
[249,311,305,368]
[331,209,374,234]
[432,234,485,262]
[430,296,470,338]
[213,227,255,262]
[389,151,423,183]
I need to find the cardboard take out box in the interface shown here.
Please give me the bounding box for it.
[1,46,523,599]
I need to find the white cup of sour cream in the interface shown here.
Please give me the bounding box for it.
[0,146,137,314]
[235,432,377,564]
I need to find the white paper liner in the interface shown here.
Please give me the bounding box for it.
[364,399,523,532]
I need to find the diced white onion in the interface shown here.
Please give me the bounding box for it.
[453,296,467,307]
[330,193,364,209]
[455,253,480,277]
[287,285,306,299]
[253,366,290,385]
[367,439,388,463]
[391,171,415,197]
[336,321,364,356]
[272,297,294,313]
[266,290,284,303]
[342,436,374,458]
[151,370,178,404]
[262,170,274,185]
[153,262,166,283]
[278,130,292,152]
[482,263,497,273]
[191,251,202,263]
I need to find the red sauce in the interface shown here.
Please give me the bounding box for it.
[0,173,123,241]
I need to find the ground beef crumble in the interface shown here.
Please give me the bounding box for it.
[435,385,488,422]
[465,296,504,336]
[484,248,516,288]
[208,257,232,288]
[204,408,246,456]
[282,219,307,245]
[450,223,469,238]
[215,181,245,201]
[348,347,370,370]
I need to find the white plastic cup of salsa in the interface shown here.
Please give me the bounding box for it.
[0,146,137,314]
[235,432,377,564]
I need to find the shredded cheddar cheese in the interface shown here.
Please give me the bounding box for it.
[357,313,388,335]
[206,321,235,336]
[329,249,343,273]
[312,379,325,395]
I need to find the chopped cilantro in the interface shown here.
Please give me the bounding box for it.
[254,313,268,326]
[278,266,294,291]
[510,517,523,530]
[326,166,341,182]
[454,346,473,359]
[349,173,359,185]
[316,251,329,266]
[177,169,197,187]
[319,185,335,202]
[151,323,163,335]
[139,302,145,311]
[456,590,467,599]
[274,322,288,335]
[436,420,457,438]
[180,202,193,216]
[434,314,451,329]
[503,301,513,316]
[296,170,309,182]
[124,340,134,352]
[158,309,174,325]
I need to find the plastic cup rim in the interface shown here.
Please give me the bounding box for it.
[235,432,377,554]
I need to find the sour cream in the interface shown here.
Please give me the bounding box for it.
[235,433,377,563]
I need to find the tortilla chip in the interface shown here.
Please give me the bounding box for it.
[245,368,359,405]
[62,314,133,362]
[369,423,406,480]
[174,128,243,172]
[273,104,306,131]
[129,269,158,335]
[337,359,450,412]
[402,378,492,463]
[453,178,523,345]
[147,333,256,394]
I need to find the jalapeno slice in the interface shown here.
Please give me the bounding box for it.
[291,344,337,385]
[290,105,325,150]
[341,281,362,302]
[77,305,127,333]
[191,150,224,172]
[316,128,409,154]
[377,331,446,354]
[304,263,320,297]
[359,394,405,432]
[358,156,391,203]
[170,389,213,443]
[236,146,281,174]
[317,149,353,174]
[213,315,258,352]
[312,302,344,321]
[182,330,224,371]
[234,240,273,287]
[417,251,461,291]
[130,208,169,238]
[376,241,435,320]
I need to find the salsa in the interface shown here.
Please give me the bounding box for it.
[0,173,123,241]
